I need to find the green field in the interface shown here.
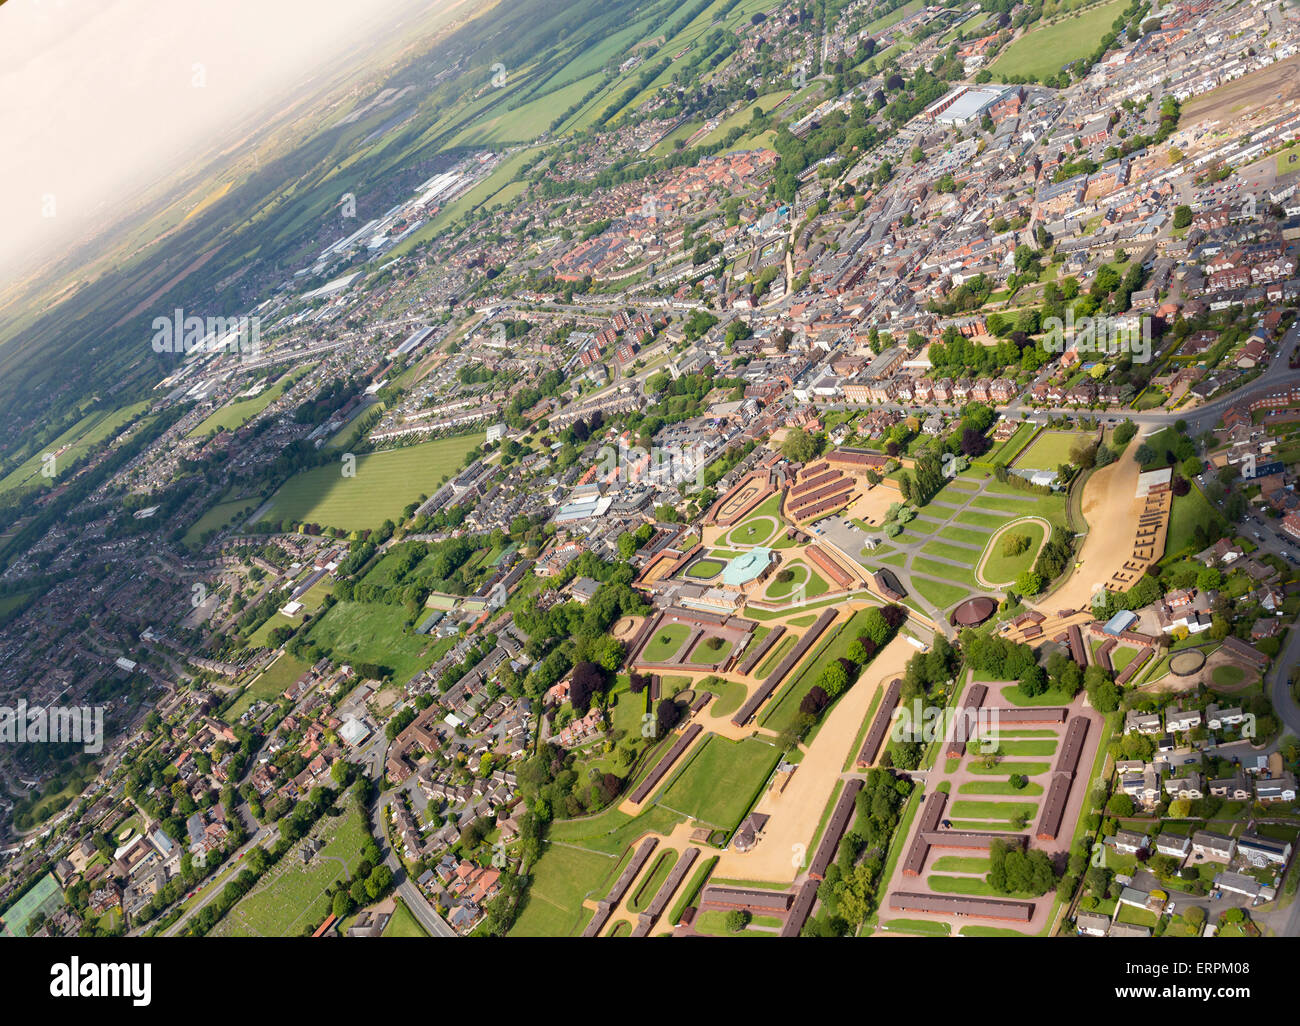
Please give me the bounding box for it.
[656,735,780,832]
[510,843,619,937]
[726,514,781,547]
[227,653,309,720]
[642,623,691,661]
[1164,483,1224,561]
[306,600,447,685]
[760,608,877,732]
[764,562,829,600]
[989,0,1128,81]
[980,520,1048,585]
[261,433,483,531]
[382,899,431,937]
[910,575,973,611]
[182,494,262,547]
[685,558,726,579]
[187,371,303,438]
[1016,430,1095,470]
[0,401,150,497]
[214,801,371,936]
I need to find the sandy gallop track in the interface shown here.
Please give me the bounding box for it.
[1035,450,1142,613]
[710,636,913,885]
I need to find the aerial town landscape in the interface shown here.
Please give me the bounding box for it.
[5,0,1300,968]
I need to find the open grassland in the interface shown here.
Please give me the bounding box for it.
[306,600,449,686]
[0,400,150,497]
[226,654,309,721]
[262,433,483,531]
[989,0,1128,81]
[187,370,305,438]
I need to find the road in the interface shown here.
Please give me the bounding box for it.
[373,789,456,938]
[157,818,278,937]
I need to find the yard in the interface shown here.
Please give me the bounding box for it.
[641,623,691,661]
[656,735,782,832]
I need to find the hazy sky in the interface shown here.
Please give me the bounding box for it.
[0,0,431,283]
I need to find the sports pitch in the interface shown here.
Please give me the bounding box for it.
[260,433,483,531]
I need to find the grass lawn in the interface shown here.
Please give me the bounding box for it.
[880,917,952,936]
[948,800,1039,821]
[989,0,1128,81]
[910,575,972,610]
[980,520,1047,585]
[656,735,781,832]
[920,540,979,566]
[642,623,691,661]
[981,423,1036,466]
[765,563,829,600]
[629,849,679,913]
[759,608,875,732]
[306,600,444,685]
[958,780,1044,796]
[1015,430,1093,470]
[755,634,796,679]
[214,801,371,936]
[187,372,302,438]
[705,679,748,719]
[989,739,1059,757]
[688,635,733,663]
[1164,483,1225,561]
[182,494,262,547]
[670,855,718,925]
[685,558,726,579]
[693,908,781,936]
[1212,663,1247,687]
[382,899,431,937]
[1115,904,1158,928]
[226,653,309,720]
[726,514,781,547]
[261,433,484,531]
[510,843,621,937]
[967,761,1051,776]
[931,856,991,874]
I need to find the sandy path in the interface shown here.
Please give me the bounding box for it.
[710,635,914,885]
[844,484,900,527]
[592,820,702,935]
[1034,446,1142,612]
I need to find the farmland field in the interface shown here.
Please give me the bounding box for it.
[260,433,483,531]
[0,400,150,497]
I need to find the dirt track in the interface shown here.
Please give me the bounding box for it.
[710,635,913,884]
[1035,448,1142,613]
